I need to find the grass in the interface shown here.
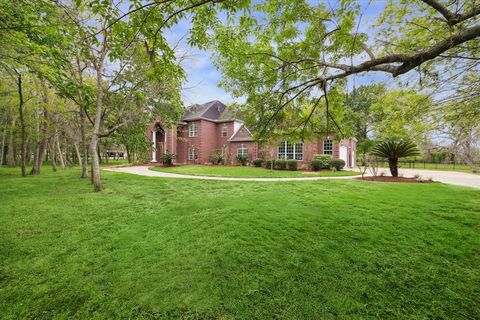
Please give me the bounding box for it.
[150,165,359,178]
[1,167,479,319]
[377,162,478,174]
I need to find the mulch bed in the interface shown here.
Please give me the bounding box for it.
[357,176,433,183]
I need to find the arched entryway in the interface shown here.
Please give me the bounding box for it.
[151,123,165,162]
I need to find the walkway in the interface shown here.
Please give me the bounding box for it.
[104,166,480,189]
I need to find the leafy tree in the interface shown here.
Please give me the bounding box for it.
[371,139,420,177]
[210,0,479,139]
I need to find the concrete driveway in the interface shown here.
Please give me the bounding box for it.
[376,167,480,189]
[104,165,480,189]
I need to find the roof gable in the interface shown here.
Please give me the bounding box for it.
[181,100,231,121]
[229,124,254,142]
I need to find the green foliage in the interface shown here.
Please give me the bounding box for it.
[330,159,346,171]
[1,167,479,319]
[369,90,433,141]
[236,154,248,166]
[311,160,322,171]
[275,159,287,170]
[151,165,358,178]
[371,139,420,177]
[313,154,332,169]
[159,152,176,167]
[286,160,298,171]
[371,139,420,159]
[209,149,225,165]
[252,159,263,167]
[264,160,275,169]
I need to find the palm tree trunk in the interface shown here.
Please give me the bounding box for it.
[389,158,398,177]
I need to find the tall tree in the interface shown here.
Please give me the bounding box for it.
[210,0,480,138]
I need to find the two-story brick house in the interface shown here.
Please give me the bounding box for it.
[146,100,357,167]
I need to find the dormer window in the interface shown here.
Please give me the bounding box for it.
[189,123,198,137]
[222,126,228,137]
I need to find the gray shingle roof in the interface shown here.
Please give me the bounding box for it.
[181,100,238,122]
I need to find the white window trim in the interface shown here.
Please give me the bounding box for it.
[188,147,196,160]
[189,123,198,137]
[277,141,303,160]
[222,126,228,137]
[237,144,248,157]
[323,140,333,155]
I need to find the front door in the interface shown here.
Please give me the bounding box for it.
[339,146,348,165]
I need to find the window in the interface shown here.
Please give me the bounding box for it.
[237,145,248,157]
[222,126,228,137]
[189,123,198,137]
[188,147,196,160]
[323,140,333,155]
[277,141,303,160]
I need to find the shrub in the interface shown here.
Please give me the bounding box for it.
[329,159,345,170]
[253,159,263,167]
[264,160,275,169]
[159,152,176,167]
[313,154,332,169]
[311,160,322,171]
[236,154,248,166]
[209,149,224,165]
[275,159,287,170]
[287,160,298,171]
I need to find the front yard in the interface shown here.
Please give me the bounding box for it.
[150,164,359,178]
[0,167,479,319]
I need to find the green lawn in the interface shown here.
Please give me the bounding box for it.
[377,162,478,174]
[150,165,359,178]
[1,167,479,319]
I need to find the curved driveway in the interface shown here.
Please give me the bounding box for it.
[104,166,480,189]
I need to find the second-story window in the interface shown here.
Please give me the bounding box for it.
[189,123,198,137]
[222,126,228,137]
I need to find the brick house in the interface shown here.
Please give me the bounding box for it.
[146,100,357,167]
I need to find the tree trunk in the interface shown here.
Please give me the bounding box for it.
[78,109,88,178]
[30,109,41,175]
[90,49,106,192]
[73,139,82,166]
[6,116,16,167]
[16,72,26,177]
[49,139,57,172]
[0,115,7,167]
[388,157,398,177]
[56,134,66,169]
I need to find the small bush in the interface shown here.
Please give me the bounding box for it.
[265,160,275,169]
[253,159,263,167]
[209,149,224,165]
[329,159,345,170]
[313,154,332,169]
[287,160,298,171]
[275,159,287,170]
[159,152,176,167]
[311,160,322,171]
[236,155,248,166]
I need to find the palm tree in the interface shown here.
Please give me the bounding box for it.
[371,139,419,177]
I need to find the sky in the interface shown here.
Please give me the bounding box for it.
[164,0,392,106]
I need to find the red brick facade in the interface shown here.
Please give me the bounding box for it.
[146,101,357,167]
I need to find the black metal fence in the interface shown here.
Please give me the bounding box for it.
[377,161,477,171]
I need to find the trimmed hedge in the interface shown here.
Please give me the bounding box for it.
[253,159,263,167]
[265,160,275,169]
[311,160,322,171]
[311,158,346,171]
[275,159,287,170]
[313,154,332,169]
[287,160,298,171]
[330,159,346,170]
